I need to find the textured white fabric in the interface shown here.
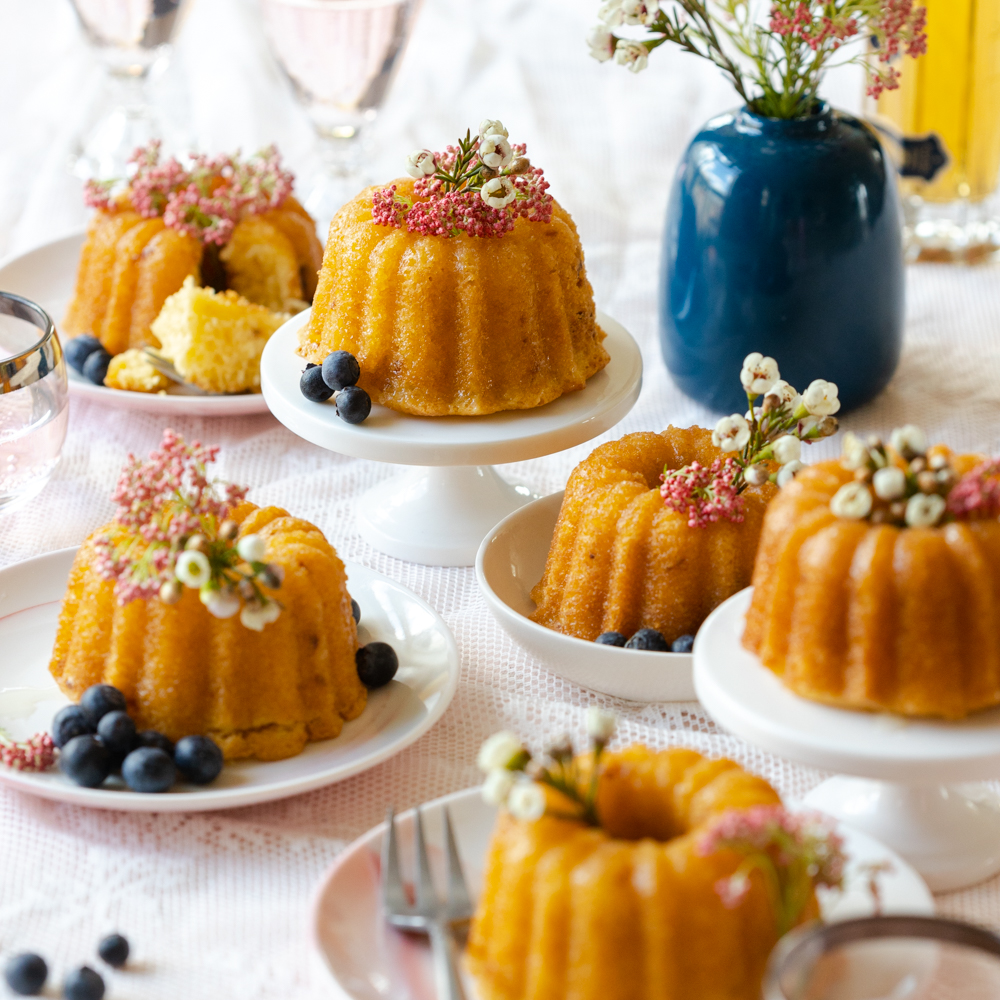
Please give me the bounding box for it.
[3,0,1000,995]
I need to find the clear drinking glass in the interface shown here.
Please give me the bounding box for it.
[0,294,70,516]
[765,916,1000,1000]
[69,0,191,180]
[261,0,423,228]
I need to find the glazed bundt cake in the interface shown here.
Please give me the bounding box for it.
[531,426,777,643]
[49,499,366,761]
[467,745,818,1000]
[743,436,1000,719]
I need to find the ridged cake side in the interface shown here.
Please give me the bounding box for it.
[743,457,1000,719]
[531,426,777,641]
[49,502,367,761]
[299,179,610,416]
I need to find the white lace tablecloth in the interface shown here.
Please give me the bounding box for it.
[3,0,1000,995]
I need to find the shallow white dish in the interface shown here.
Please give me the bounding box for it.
[311,786,935,1000]
[0,548,459,812]
[0,232,271,417]
[475,491,696,701]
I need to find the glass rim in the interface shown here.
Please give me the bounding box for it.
[764,915,1000,1000]
[0,290,62,393]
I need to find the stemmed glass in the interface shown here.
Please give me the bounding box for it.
[261,0,423,229]
[0,294,69,516]
[69,0,191,180]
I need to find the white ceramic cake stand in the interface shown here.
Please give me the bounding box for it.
[694,588,1000,893]
[261,310,642,566]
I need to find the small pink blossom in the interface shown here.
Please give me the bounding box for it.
[946,459,1000,521]
[0,732,57,772]
[660,458,745,528]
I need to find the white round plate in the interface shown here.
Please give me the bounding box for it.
[476,491,695,701]
[260,309,643,466]
[0,548,459,811]
[0,232,271,416]
[311,787,935,1000]
[693,588,1000,784]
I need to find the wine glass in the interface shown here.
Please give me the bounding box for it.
[766,915,1000,999]
[0,294,69,516]
[261,0,423,229]
[69,0,191,180]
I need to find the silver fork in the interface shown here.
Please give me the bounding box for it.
[382,805,473,1000]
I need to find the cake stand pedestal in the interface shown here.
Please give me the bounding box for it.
[261,311,643,566]
[694,588,1000,893]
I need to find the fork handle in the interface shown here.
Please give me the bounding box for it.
[428,920,468,1000]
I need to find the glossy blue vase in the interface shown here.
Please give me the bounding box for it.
[660,104,904,414]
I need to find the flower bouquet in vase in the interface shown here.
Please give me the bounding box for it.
[590,1,928,414]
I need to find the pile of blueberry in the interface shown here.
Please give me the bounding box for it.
[595,628,695,654]
[300,350,372,424]
[4,933,129,999]
[53,685,224,793]
[350,596,399,689]
[64,335,112,386]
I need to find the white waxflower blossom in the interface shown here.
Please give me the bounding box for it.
[586,706,616,743]
[478,119,508,139]
[802,379,841,416]
[507,782,548,822]
[481,769,516,807]
[175,549,211,588]
[201,587,240,619]
[477,731,524,772]
[478,133,513,170]
[744,463,770,486]
[763,379,799,407]
[405,149,437,178]
[905,492,946,528]
[481,175,516,209]
[597,0,624,26]
[830,482,873,520]
[586,24,616,62]
[614,40,649,72]
[777,460,805,487]
[621,0,658,25]
[840,432,869,471]
[712,414,751,453]
[890,424,927,458]
[772,435,802,465]
[237,534,267,563]
[872,466,907,501]
[240,600,281,631]
[740,352,780,396]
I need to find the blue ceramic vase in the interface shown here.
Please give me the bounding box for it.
[660,104,904,414]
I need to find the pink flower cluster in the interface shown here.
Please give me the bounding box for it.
[0,732,57,772]
[947,459,1000,521]
[84,141,295,246]
[93,429,248,604]
[868,0,928,98]
[769,2,859,52]
[660,458,745,528]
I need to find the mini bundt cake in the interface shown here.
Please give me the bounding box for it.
[49,500,366,760]
[743,439,1000,719]
[467,745,817,1000]
[531,426,777,643]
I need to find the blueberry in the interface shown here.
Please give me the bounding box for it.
[136,730,175,755]
[64,335,103,374]
[174,735,223,785]
[624,628,670,652]
[355,642,398,688]
[79,684,127,727]
[96,710,137,757]
[595,631,627,647]
[52,704,94,748]
[121,747,176,793]
[4,954,47,995]
[671,633,695,654]
[59,735,112,788]
[321,350,361,391]
[82,348,112,386]
[351,597,361,624]
[336,385,371,424]
[300,365,333,402]
[63,966,104,1000]
[97,933,129,968]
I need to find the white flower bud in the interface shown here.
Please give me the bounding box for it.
[802,379,841,416]
[621,0,658,25]
[478,133,513,170]
[872,466,907,501]
[597,0,624,26]
[478,119,508,139]
[763,379,799,408]
[237,534,267,563]
[890,424,927,459]
[405,149,437,178]
[905,492,946,528]
[830,482,873,520]
[586,24,616,61]
[481,769,515,807]
[481,175,516,209]
[507,782,547,822]
[740,352,780,396]
[744,463,770,486]
[772,435,802,465]
[175,549,211,589]
[777,460,805,487]
[586,706,616,743]
[712,414,751,453]
[840,432,870,471]
[477,731,524,772]
[613,40,649,72]
[201,586,240,619]
[240,600,281,631]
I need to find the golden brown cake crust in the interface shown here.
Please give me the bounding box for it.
[299,179,610,417]
[531,425,777,642]
[48,502,367,761]
[743,457,1000,719]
